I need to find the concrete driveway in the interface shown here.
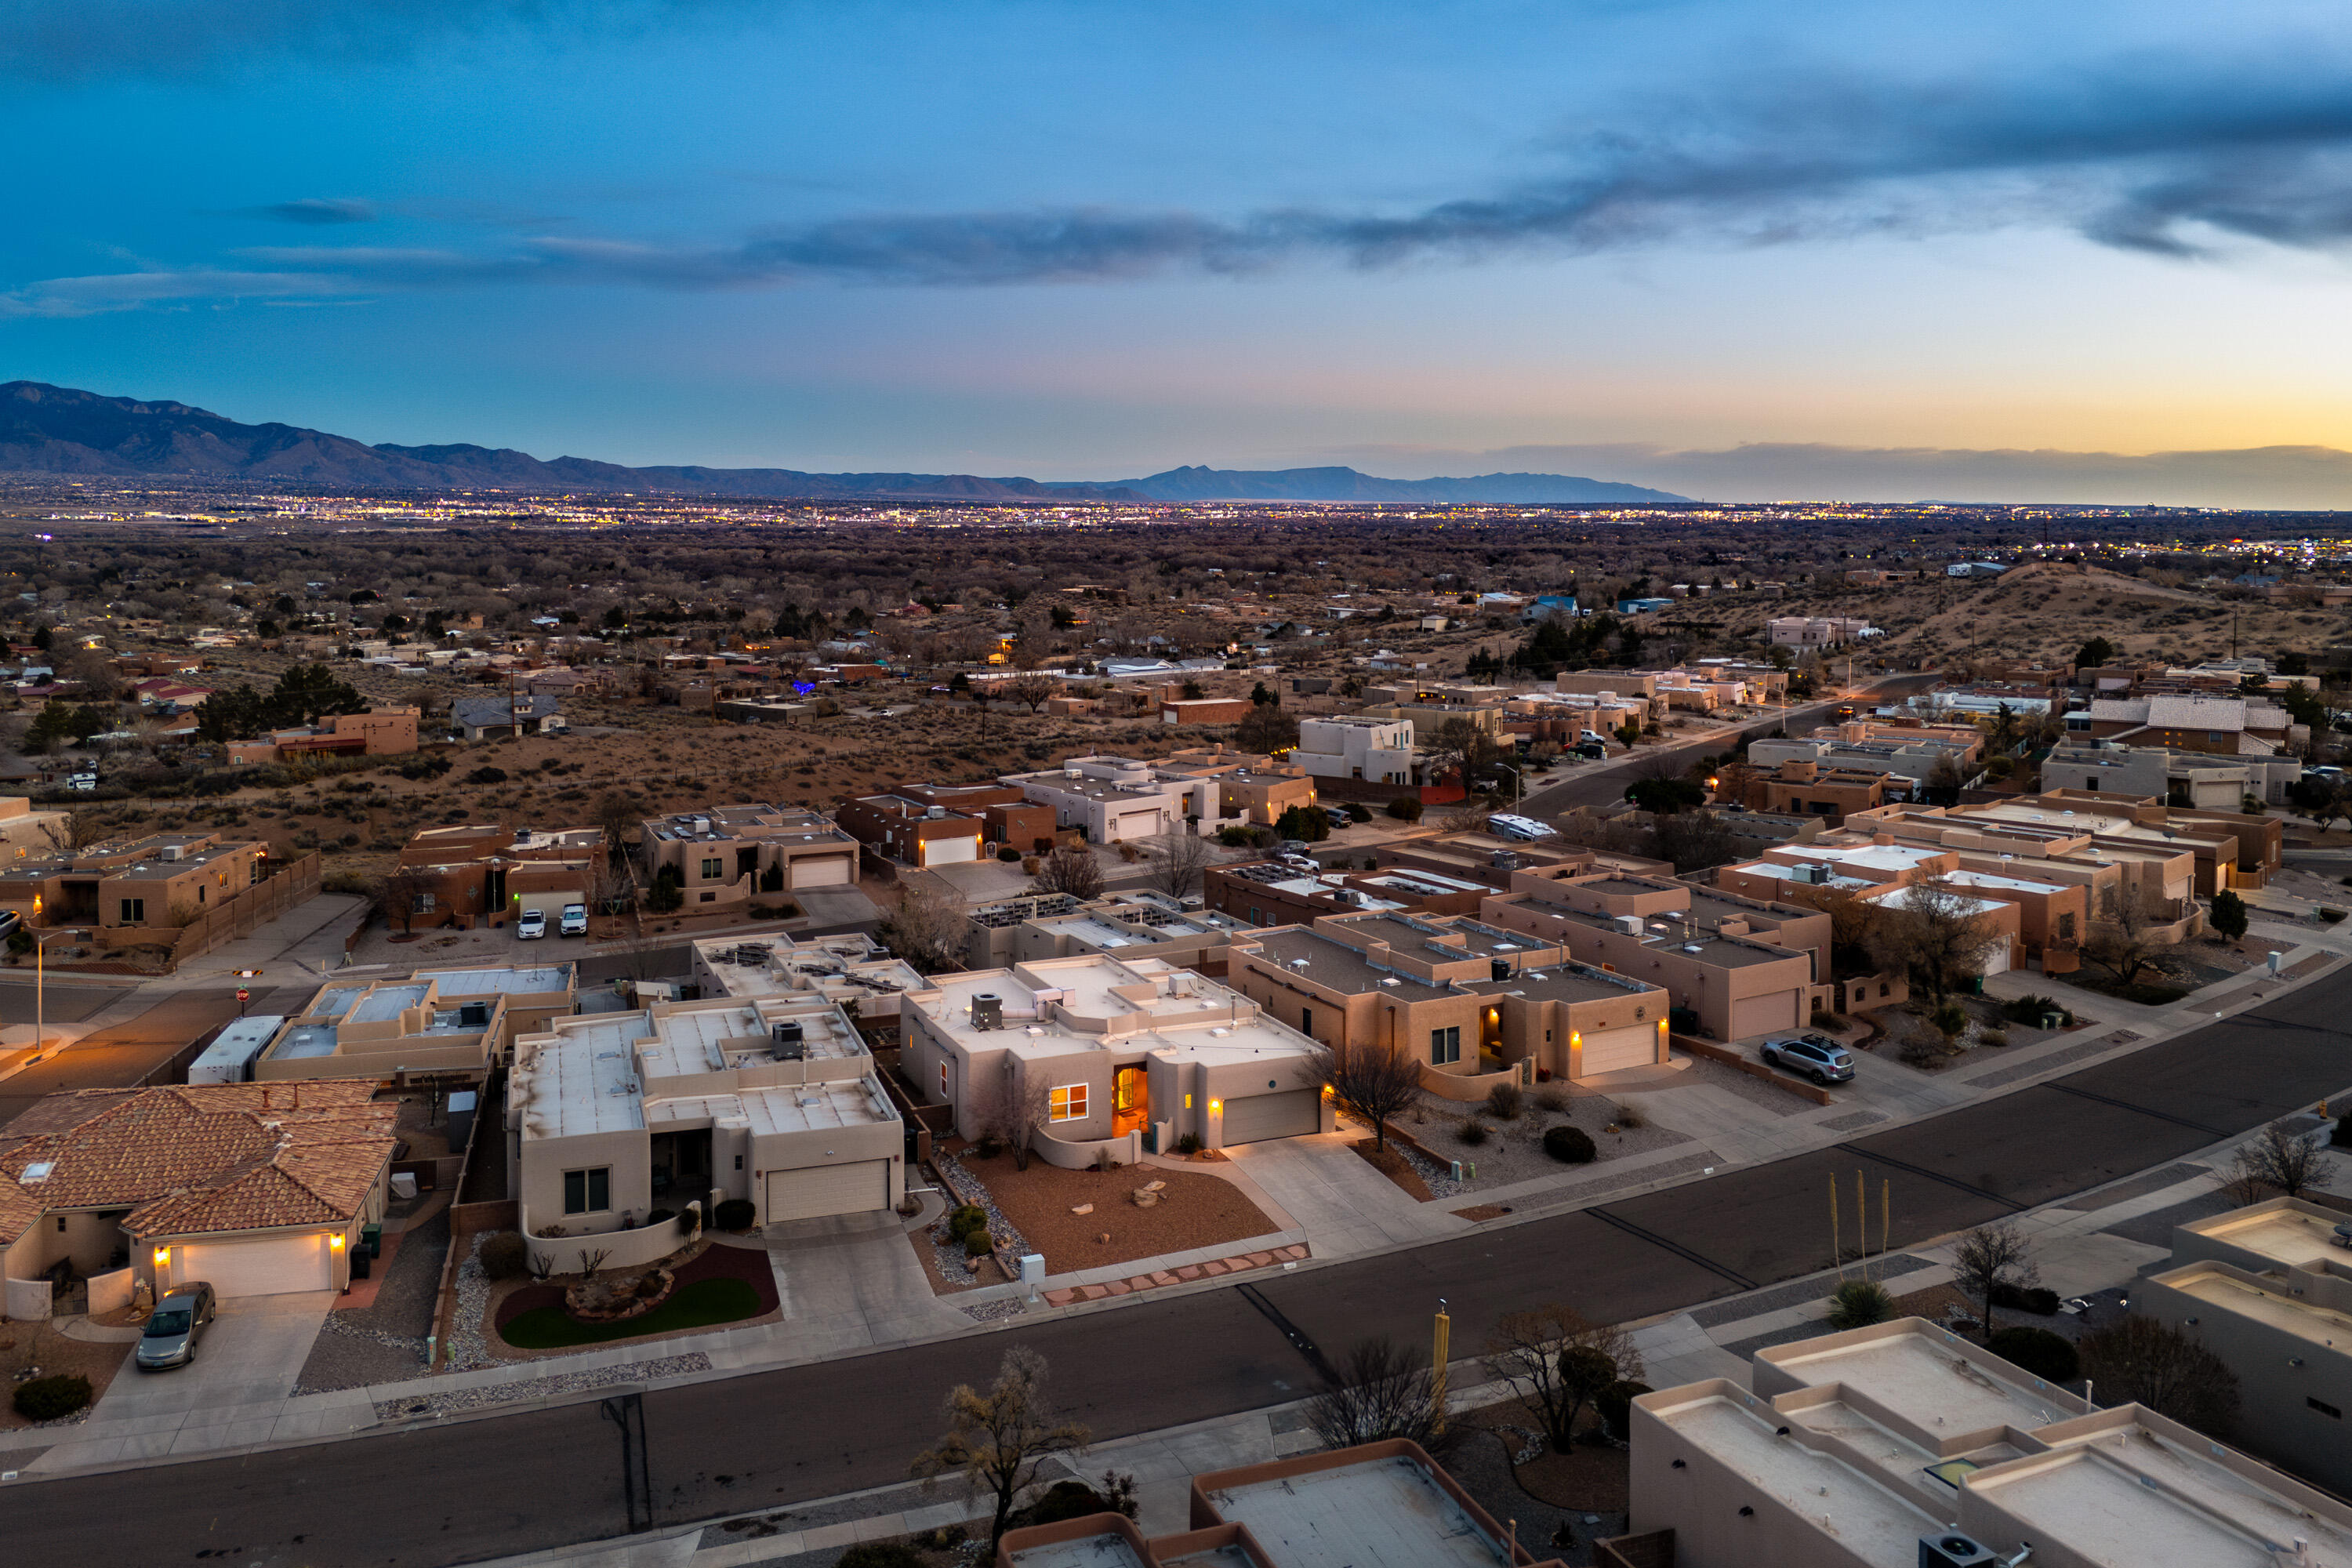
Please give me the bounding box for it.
[29,1290,333,1470]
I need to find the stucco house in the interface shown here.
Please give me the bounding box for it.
[0,1081,392,1311]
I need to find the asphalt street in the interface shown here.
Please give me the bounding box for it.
[0,982,314,1127]
[4,953,2342,1566]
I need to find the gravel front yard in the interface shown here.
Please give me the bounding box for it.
[1391,1087,1694,1193]
[940,1141,1279,1271]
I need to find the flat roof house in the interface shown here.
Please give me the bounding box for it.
[902,954,1333,1158]
[1612,1316,2352,1568]
[1204,858,1490,927]
[689,930,927,1020]
[998,755,1217,844]
[256,963,576,1083]
[2140,1195,2352,1501]
[390,822,603,931]
[0,1082,392,1308]
[638,804,861,913]
[965,890,1257,971]
[0,829,270,934]
[227,706,419,766]
[508,993,902,1272]
[1229,912,1669,1082]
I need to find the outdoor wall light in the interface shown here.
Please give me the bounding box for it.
[331,1232,346,1251]
[153,1246,169,1267]
[1210,1098,1222,1114]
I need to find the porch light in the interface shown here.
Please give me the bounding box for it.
[330,1232,346,1251]
[1210,1098,1222,1114]
[153,1246,169,1268]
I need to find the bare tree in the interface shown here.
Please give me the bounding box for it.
[1004,672,1059,714]
[1304,1337,1451,1453]
[1300,1041,1421,1155]
[2227,1120,2336,1202]
[1233,702,1300,756]
[1032,844,1105,901]
[880,883,967,973]
[595,789,642,862]
[375,864,438,935]
[2078,1316,2240,1436]
[1145,829,1218,901]
[2084,895,2167,989]
[1649,810,1742,875]
[38,807,108,856]
[909,1347,1091,1552]
[1483,1305,1644,1452]
[1951,1221,2038,1342]
[984,1068,1056,1173]
[1872,879,2004,1004]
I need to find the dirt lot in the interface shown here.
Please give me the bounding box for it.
[947,1143,1279,1271]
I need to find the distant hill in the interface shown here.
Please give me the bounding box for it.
[1073,463,1686,503]
[0,381,1148,502]
[0,381,1682,505]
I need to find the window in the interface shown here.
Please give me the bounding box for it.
[939,1061,949,1098]
[2057,912,2075,941]
[118,898,144,924]
[197,885,206,903]
[562,1167,611,1214]
[1048,1084,1088,1122]
[415,891,436,913]
[1301,1006,1313,1037]
[2311,1397,2343,1420]
[1431,1026,1461,1065]
[699,891,717,903]
[699,856,724,880]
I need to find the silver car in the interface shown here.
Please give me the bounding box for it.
[135,1282,216,1371]
[1760,1033,1857,1084]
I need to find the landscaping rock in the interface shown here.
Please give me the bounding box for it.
[1131,1187,1161,1208]
[1070,1203,1093,1215]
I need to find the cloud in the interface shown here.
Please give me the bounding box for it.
[0,0,741,82]
[1312,440,2352,510]
[233,199,377,226]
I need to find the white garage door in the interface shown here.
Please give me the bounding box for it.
[922,836,980,867]
[1221,1088,1319,1145]
[1576,1024,1657,1078]
[1729,991,1800,1041]
[178,1236,331,1297]
[764,1160,887,1223]
[789,855,855,888]
[1980,942,2011,977]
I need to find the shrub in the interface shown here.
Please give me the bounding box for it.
[1173,1132,1202,1156]
[1456,1119,1491,1146]
[963,1227,994,1257]
[1827,1279,1896,1330]
[2001,993,2065,1026]
[1594,1378,1653,1441]
[463,766,508,785]
[835,1545,927,1568]
[1544,1125,1597,1164]
[1614,1106,1645,1130]
[947,1204,989,1240]
[1810,1008,1844,1029]
[13,1374,92,1422]
[1532,1085,1569,1113]
[997,845,1022,862]
[2325,908,2349,924]
[645,1207,675,1225]
[1345,801,1374,823]
[1988,1326,2079,1384]
[1991,1282,2061,1316]
[1929,1000,1969,1038]
[1484,1082,1524,1120]
[713,1198,757,1232]
[1385,797,1425,822]
[478,1230,529,1280]
[1978,1028,2010,1048]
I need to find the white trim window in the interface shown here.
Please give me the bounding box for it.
[1048,1084,1088,1122]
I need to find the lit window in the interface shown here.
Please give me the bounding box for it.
[938,1060,949,1098]
[1049,1084,1088,1122]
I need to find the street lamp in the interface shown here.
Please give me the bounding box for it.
[1494,764,1523,807]
[31,927,78,1054]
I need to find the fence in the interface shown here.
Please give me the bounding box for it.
[87,851,324,971]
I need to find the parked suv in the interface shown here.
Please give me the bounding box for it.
[515,908,547,940]
[1760,1033,1856,1084]
[559,903,588,938]
[136,1282,216,1371]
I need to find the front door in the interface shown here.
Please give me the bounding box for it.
[1112,1065,1150,1136]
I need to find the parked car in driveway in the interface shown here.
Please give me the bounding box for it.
[559,902,588,937]
[135,1282,216,1371]
[1759,1033,1856,1084]
[515,908,547,939]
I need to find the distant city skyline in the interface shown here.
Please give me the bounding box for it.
[12,2,2352,504]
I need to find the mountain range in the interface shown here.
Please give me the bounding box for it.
[0,381,1685,505]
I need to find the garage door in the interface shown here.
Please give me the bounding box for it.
[789,855,855,888]
[1576,1024,1657,1078]
[177,1236,331,1297]
[764,1160,887,1223]
[1728,990,1800,1041]
[922,836,980,867]
[1980,942,2011,977]
[1221,1088,1319,1145]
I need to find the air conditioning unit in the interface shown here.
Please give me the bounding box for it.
[1615,914,1646,935]
[691,816,712,836]
[971,993,1003,1030]
[927,804,947,818]
[771,1021,805,1060]
[1917,1534,2000,1568]
[1490,957,1512,981]
[160,844,186,862]
[458,1002,490,1029]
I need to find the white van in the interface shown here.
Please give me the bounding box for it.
[1488,814,1558,842]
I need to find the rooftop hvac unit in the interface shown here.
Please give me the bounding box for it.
[1916,1534,2000,1568]
[1615,914,1646,935]
[458,1002,490,1029]
[971,993,1003,1031]
[1490,957,1512,981]
[1492,849,1519,869]
[160,844,186,862]
[771,1021,805,1060]
[691,816,712,836]
[927,804,947,818]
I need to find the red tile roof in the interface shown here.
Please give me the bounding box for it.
[0,1082,394,1243]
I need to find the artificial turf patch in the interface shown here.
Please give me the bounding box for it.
[497,1276,763,1348]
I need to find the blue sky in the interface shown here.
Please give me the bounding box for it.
[13,1,2352,502]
